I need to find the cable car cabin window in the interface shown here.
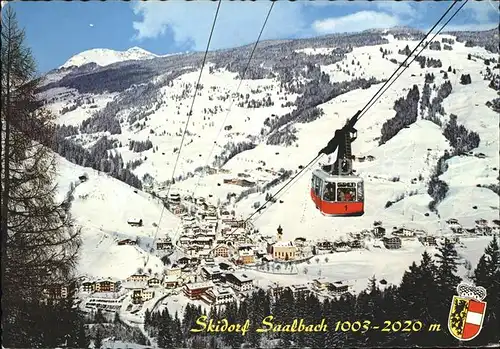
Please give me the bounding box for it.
[312,176,322,196]
[323,182,336,202]
[337,182,356,202]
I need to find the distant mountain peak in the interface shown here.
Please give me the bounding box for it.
[60,47,158,69]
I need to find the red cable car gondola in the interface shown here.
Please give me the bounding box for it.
[311,111,365,216]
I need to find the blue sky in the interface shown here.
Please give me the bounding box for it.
[7,0,499,73]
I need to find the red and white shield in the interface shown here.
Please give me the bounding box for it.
[448,295,487,341]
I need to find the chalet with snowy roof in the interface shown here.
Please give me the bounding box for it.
[118,238,137,246]
[294,237,307,247]
[447,218,459,225]
[79,174,88,182]
[419,236,437,246]
[225,273,253,292]
[202,258,216,266]
[147,277,162,288]
[127,274,149,283]
[313,278,330,291]
[183,281,214,300]
[329,282,349,296]
[198,249,213,260]
[287,284,310,297]
[392,228,415,237]
[372,226,386,238]
[131,288,155,304]
[383,236,402,249]
[168,193,181,205]
[163,275,179,289]
[166,264,181,276]
[82,281,95,293]
[237,247,255,265]
[141,288,155,301]
[127,218,143,227]
[348,239,362,249]
[213,243,232,258]
[201,266,222,281]
[95,279,119,292]
[177,257,190,266]
[201,285,236,306]
[156,237,173,250]
[42,283,75,304]
[219,262,235,272]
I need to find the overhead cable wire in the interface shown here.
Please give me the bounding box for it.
[145,0,222,267]
[171,1,275,242]
[233,0,465,231]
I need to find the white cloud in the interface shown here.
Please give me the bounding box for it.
[131,1,308,50]
[89,23,94,27]
[312,11,402,34]
[467,0,499,22]
[376,2,418,18]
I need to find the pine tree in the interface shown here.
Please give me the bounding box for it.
[1,6,81,347]
[472,236,500,345]
[434,239,462,346]
[94,328,103,349]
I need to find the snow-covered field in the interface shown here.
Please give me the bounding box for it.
[56,155,179,279]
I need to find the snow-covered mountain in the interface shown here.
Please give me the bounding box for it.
[60,46,160,69]
[40,27,499,283]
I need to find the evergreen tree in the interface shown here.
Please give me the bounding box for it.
[472,236,500,345]
[1,6,81,347]
[94,328,103,349]
[433,239,462,346]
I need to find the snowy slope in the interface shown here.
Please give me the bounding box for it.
[55,155,180,280]
[44,29,499,280]
[60,47,159,68]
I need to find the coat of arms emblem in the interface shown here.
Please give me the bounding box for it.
[448,282,487,341]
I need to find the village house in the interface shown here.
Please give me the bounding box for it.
[315,240,333,254]
[287,284,310,297]
[328,282,349,296]
[201,286,236,306]
[132,288,155,304]
[117,238,137,246]
[177,257,190,266]
[167,264,182,277]
[447,218,459,225]
[348,239,362,249]
[168,193,181,205]
[79,174,88,182]
[393,228,415,238]
[95,279,119,292]
[147,277,162,288]
[141,288,155,302]
[313,278,330,292]
[201,266,222,282]
[383,236,402,249]
[213,243,232,258]
[183,281,214,300]
[372,226,386,238]
[293,237,307,248]
[127,218,143,227]
[42,283,75,304]
[225,273,254,292]
[419,236,437,246]
[82,281,95,293]
[163,275,179,289]
[156,237,173,250]
[127,273,149,283]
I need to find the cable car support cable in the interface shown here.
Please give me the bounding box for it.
[233,0,465,230]
[146,0,222,267]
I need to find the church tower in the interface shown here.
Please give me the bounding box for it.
[277,225,283,241]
